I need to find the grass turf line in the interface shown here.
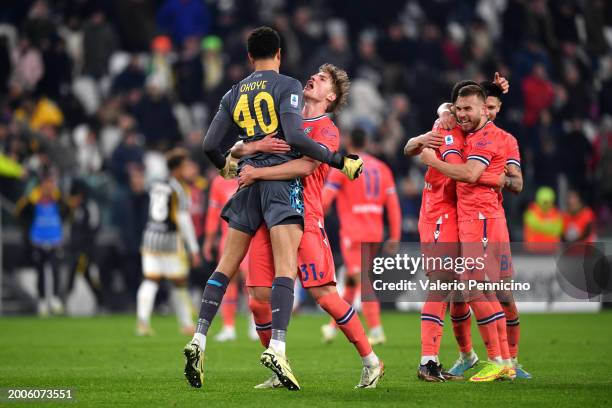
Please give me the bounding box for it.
[0,312,611,407]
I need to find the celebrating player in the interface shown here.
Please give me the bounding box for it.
[420,84,518,382]
[233,64,384,389]
[405,82,505,382]
[320,128,402,346]
[136,148,201,336]
[184,26,363,390]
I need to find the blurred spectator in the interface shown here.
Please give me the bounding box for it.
[132,76,180,150]
[14,171,69,316]
[111,55,146,95]
[201,35,225,107]
[22,0,56,48]
[112,166,149,301]
[560,118,593,195]
[563,190,596,243]
[37,37,72,101]
[156,0,211,46]
[82,9,118,79]
[72,124,103,175]
[521,63,554,127]
[110,128,144,184]
[309,20,353,78]
[64,180,103,307]
[523,186,563,252]
[147,35,174,95]
[11,37,43,91]
[113,0,156,52]
[174,36,204,106]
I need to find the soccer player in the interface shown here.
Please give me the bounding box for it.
[137,148,201,336]
[444,80,530,379]
[233,64,384,389]
[404,85,505,382]
[320,128,402,346]
[421,84,517,382]
[184,26,363,390]
[203,175,257,342]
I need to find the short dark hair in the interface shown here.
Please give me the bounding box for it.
[480,80,503,101]
[247,26,280,60]
[457,84,486,102]
[166,147,188,171]
[350,128,367,149]
[451,80,479,104]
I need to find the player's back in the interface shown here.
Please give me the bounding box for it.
[142,177,187,253]
[222,70,303,168]
[302,115,339,231]
[327,153,394,242]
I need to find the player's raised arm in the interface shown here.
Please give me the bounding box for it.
[404,131,444,156]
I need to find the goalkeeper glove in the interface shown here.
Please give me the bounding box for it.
[330,153,363,180]
[219,155,238,179]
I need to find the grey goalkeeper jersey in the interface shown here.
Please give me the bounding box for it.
[142,177,191,253]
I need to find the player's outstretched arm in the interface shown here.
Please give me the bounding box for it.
[421,147,486,183]
[238,159,317,187]
[404,131,444,156]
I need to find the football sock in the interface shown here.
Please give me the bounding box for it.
[171,285,193,329]
[136,279,158,325]
[502,301,520,358]
[317,292,372,357]
[421,300,446,357]
[362,351,380,367]
[362,301,381,330]
[461,349,477,361]
[470,299,501,360]
[487,295,511,361]
[331,284,358,327]
[195,272,230,343]
[270,277,294,356]
[450,302,472,353]
[221,281,238,328]
[435,302,448,355]
[420,355,438,365]
[248,296,272,348]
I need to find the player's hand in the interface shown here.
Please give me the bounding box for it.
[422,131,445,149]
[190,252,202,268]
[202,239,214,262]
[341,154,364,180]
[493,72,509,94]
[420,147,437,166]
[438,111,456,130]
[238,164,258,187]
[253,134,290,154]
[219,155,238,179]
[383,239,400,255]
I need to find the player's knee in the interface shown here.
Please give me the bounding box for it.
[309,284,336,301]
[248,286,271,302]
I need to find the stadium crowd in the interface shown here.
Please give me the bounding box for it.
[0,0,610,312]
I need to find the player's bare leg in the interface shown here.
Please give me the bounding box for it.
[310,284,384,388]
[184,228,252,389]
[259,223,302,390]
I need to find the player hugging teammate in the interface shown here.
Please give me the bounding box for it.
[406,74,530,382]
[183,26,365,391]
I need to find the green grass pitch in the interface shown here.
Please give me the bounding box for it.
[1,311,611,407]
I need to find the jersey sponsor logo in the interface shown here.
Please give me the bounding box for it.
[352,204,383,214]
[290,94,299,107]
[444,135,454,145]
[475,139,492,148]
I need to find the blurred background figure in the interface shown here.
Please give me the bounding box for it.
[64,179,102,310]
[523,186,563,253]
[563,190,596,243]
[14,170,68,316]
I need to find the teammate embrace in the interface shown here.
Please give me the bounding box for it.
[183,26,381,391]
[406,75,530,382]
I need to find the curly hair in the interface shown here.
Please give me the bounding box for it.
[319,63,350,114]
